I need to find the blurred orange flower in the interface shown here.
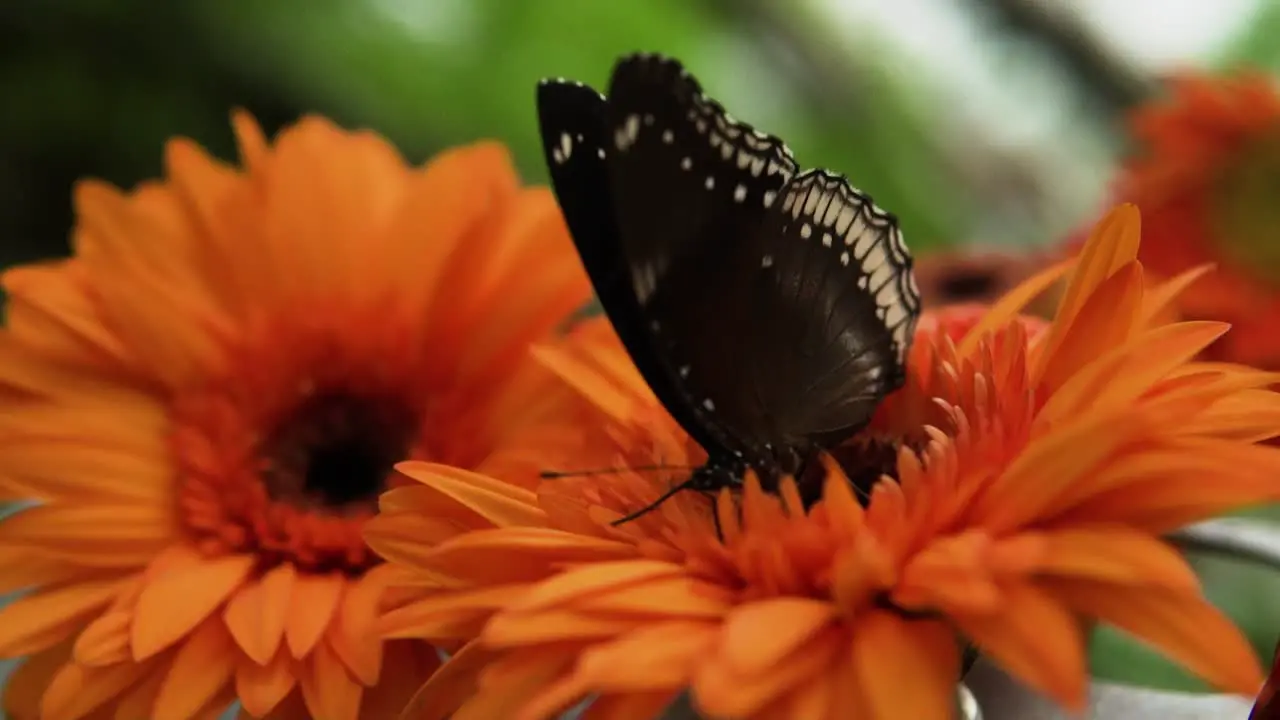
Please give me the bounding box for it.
[367,205,1280,719]
[1118,71,1280,367]
[0,114,590,720]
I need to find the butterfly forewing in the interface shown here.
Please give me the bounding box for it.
[603,53,798,308]
[536,77,729,454]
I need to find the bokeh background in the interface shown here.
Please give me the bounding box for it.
[5,0,1280,701]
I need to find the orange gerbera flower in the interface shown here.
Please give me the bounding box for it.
[367,203,1280,719]
[1118,70,1280,367]
[0,114,590,720]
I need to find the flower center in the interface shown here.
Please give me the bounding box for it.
[938,269,998,303]
[1209,124,1280,287]
[260,391,416,511]
[798,435,910,508]
[172,381,420,576]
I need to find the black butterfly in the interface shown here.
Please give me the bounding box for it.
[536,53,921,517]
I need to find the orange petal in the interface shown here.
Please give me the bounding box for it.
[132,553,254,660]
[507,560,689,613]
[235,646,299,718]
[41,658,155,720]
[393,462,546,528]
[397,640,500,720]
[694,626,843,718]
[951,582,1086,710]
[1022,526,1200,590]
[580,691,678,720]
[223,562,294,665]
[328,567,388,686]
[483,610,644,646]
[378,584,528,641]
[0,578,123,657]
[1048,579,1263,696]
[718,598,835,676]
[284,572,344,659]
[957,257,1076,357]
[74,609,133,666]
[853,612,959,720]
[297,640,363,720]
[423,528,636,586]
[0,503,173,567]
[152,618,236,720]
[573,621,719,691]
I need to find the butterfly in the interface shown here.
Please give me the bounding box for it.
[536,52,922,518]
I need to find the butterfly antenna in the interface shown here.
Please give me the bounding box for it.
[539,464,693,480]
[609,478,699,526]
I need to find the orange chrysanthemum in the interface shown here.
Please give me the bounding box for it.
[1118,70,1280,367]
[0,114,590,720]
[367,204,1280,720]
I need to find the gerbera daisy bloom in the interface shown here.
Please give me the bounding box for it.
[367,204,1280,720]
[1117,70,1280,367]
[0,113,590,720]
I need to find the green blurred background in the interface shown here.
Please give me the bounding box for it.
[4,0,1280,695]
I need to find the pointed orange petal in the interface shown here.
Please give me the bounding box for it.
[284,572,344,659]
[0,579,122,657]
[853,612,959,720]
[397,640,500,720]
[0,503,172,566]
[1048,579,1263,696]
[297,639,363,720]
[957,257,1076,357]
[719,598,835,675]
[1140,264,1214,327]
[1037,260,1145,393]
[483,610,644,646]
[235,647,299,718]
[580,691,678,720]
[73,609,133,666]
[328,567,388,686]
[694,626,843,718]
[223,562,293,665]
[394,462,546,528]
[423,527,636,585]
[951,582,1087,710]
[152,618,236,720]
[132,553,254,660]
[41,659,154,720]
[378,584,528,640]
[507,560,688,613]
[573,622,718,691]
[1026,527,1200,590]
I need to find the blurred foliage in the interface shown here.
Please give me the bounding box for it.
[4,0,1280,699]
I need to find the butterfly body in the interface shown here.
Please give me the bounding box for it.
[537,53,921,508]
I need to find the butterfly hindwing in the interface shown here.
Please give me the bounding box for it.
[603,53,798,311]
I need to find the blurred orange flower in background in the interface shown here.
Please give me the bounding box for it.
[1117,71,1280,367]
[367,205,1280,719]
[0,114,589,719]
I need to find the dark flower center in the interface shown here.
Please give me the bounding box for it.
[1210,126,1280,288]
[260,391,418,512]
[938,269,999,302]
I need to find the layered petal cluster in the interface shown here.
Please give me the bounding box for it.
[368,204,1280,720]
[1117,71,1280,367]
[0,114,589,719]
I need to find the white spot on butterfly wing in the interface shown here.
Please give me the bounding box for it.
[681,157,693,171]
[705,176,715,190]
[703,399,716,411]
[734,184,747,202]
[662,130,674,144]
